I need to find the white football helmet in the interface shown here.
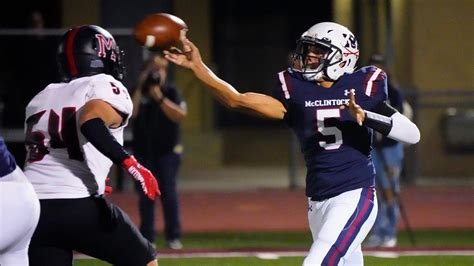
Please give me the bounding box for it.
[290,22,359,81]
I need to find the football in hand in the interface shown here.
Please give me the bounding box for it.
[133,13,187,50]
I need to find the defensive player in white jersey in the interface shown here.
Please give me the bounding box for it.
[165,22,420,265]
[24,25,160,266]
[0,137,40,266]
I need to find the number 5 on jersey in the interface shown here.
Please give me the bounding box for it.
[317,108,342,150]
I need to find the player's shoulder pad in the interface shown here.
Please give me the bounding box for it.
[357,65,387,81]
[86,74,133,120]
[354,65,387,98]
[26,83,63,115]
[353,65,387,79]
[286,68,306,81]
[276,69,298,100]
[87,74,127,91]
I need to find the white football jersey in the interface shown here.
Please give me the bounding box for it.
[23,74,133,199]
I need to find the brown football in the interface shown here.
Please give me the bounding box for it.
[133,13,187,50]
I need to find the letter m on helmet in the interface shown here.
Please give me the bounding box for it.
[96,34,117,61]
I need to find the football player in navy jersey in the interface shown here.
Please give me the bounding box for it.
[0,136,40,265]
[165,22,420,265]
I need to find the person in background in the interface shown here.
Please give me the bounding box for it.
[28,10,45,38]
[132,55,187,250]
[0,136,40,266]
[364,53,412,248]
[3,9,56,129]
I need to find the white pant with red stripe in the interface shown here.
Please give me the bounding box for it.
[0,166,40,266]
[303,187,378,266]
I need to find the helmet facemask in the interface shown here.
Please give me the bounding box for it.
[291,38,342,81]
[110,48,126,81]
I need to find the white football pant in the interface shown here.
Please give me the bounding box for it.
[303,187,377,266]
[0,167,40,266]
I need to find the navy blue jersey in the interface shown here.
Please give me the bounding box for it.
[0,137,17,177]
[274,66,388,200]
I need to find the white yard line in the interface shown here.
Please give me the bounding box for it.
[74,249,474,260]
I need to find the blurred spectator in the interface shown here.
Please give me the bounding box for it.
[3,9,57,128]
[28,10,45,38]
[365,54,412,248]
[132,55,187,249]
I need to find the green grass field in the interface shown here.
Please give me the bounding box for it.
[76,256,474,266]
[151,230,474,249]
[74,229,474,266]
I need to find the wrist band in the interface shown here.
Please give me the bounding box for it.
[363,110,392,135]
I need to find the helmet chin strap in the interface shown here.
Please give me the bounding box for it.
[303,70,336,83]
[301,59,337,82]
[303,71,323,81]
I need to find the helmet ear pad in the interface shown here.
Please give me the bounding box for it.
[57,53,108,81]
[325,52,346,81]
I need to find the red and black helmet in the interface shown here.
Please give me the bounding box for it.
[57,25,125,82]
